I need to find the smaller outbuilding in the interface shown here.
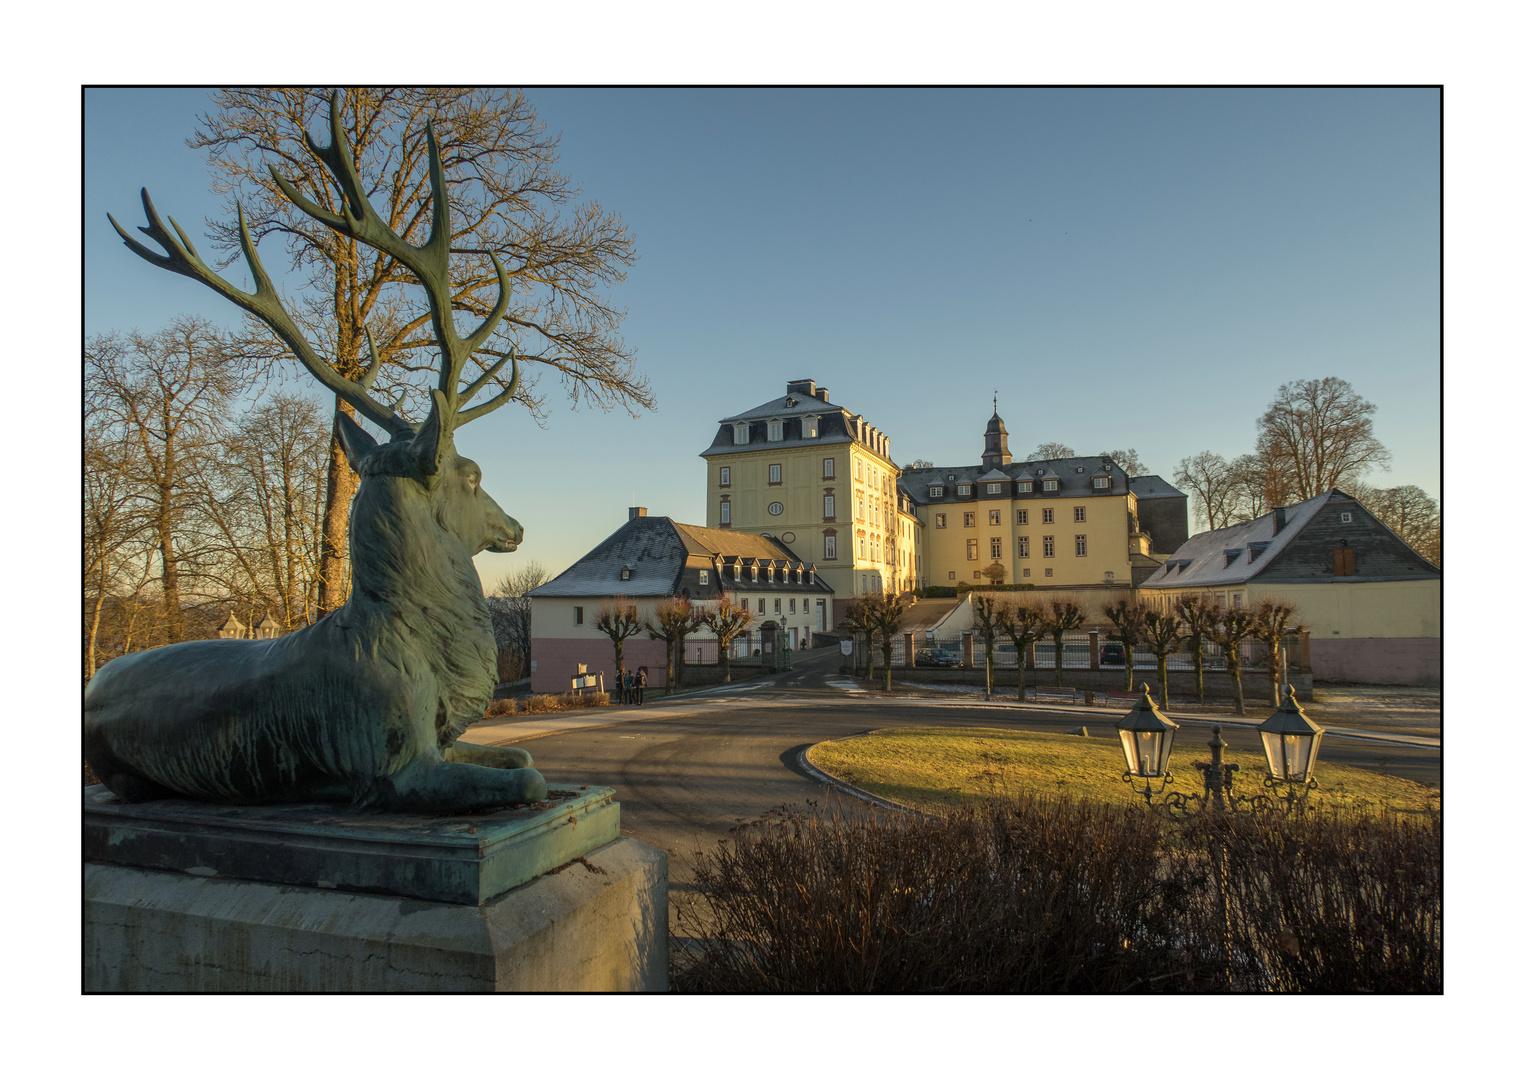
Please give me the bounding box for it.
[527,508,834,693]
[1138,489,1439,685]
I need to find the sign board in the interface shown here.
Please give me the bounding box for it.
[572,675,598,689]
[840,639,853,656]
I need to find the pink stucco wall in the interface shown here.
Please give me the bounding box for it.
[1309,637,1440,686]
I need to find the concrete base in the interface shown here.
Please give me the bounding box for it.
[85,836,666,991]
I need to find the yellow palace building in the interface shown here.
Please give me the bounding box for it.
[701,379,1187,626]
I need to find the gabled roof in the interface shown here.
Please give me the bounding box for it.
[976,468,1009,482]
[1129,474,1186,500]
[528,516,833,598]
[718,391,842,423]
[898,455,1125,501]
[1139,491,1332,589]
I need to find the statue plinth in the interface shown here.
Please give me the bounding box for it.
[84,786,667,991]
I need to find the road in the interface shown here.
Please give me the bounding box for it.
[465,646,1440,903]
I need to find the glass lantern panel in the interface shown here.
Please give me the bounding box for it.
[1261,732,1288,780]
[1284,735,1312,781]
[1118,731,1140,775]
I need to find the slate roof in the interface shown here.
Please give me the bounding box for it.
[898,455,1126,501]
[718,390,840,423]
[1129,474,1186,500]
[529,516,833,599]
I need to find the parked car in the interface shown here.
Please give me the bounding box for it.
[1100,642,1127,666]
[915,648,963,668]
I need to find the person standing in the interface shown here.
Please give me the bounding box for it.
[636,665,648,705]
[615,667,627,705]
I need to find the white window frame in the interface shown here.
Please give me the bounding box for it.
[990,537,1002,560]
[824,535,837,559]
[823,457,835,479]
[734,422,749,445]
[1092,476,1110,490]
[824,494,835,519]
[986,483,1001,494]
[1043,536,1055,558]
[1017,509,1028,525]
[1074,506,1086,523]
[767,419,784,442]
[1075,534,1087,557]
[768,501,783,516]
[719,466,730,486]
[989,509,1001,526]
[930,485,943,497]
[1018,536,1030,558]
[804,416,819,438]
[1042,508,1055,524]
[1017,481,1032,493]
[935,513,946,528]
[768,463,782,484]
[958,484,971,497]
[699,570,709,584]
[1043,479,1058,492]
[719,501,731,524]
[966,539,978,560]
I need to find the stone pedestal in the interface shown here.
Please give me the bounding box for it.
[84,785,667,991]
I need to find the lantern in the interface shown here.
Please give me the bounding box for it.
[1258,685,1325,783]
[1115,683,1179,779]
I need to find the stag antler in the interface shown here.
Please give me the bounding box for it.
[110,89,522,437]
[266,91,520,431]
[108,193,414,437]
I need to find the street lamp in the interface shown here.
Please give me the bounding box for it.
[1114,682,1323,814]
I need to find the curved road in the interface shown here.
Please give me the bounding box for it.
[466,647,1440,902]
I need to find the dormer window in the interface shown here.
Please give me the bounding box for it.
[930,485,944,497]
[986,483,1001,494]
[734,422,750,445]
[1043,479,1059,492]
[1092,476,1111,490]
[957,484,971,497]
[699,569,709,585]
[767,565,775,582]
[1017,481,1032,493]
[767,420,784,442]
[803,416,819,438]
[620,566,633,581]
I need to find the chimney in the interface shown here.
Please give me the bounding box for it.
[629,506,647,521]
[785,378,816,397]
[816,387,829,403]
[1271,506,1286,535]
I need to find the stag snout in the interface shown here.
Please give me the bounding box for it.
[484,498,523,553]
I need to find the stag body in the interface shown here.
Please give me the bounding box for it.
[85,409,545,811]
[92,93,552,812]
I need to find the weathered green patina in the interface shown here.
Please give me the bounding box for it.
[87,93,545,813]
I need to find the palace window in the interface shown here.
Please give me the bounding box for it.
[767,420,783,442]
[823,457,835,479]
[989,509,1001,526]
[573,606,584,625]
[620,567,631,580]
[774,599,781,615]
[1092,476,1111,490]
[967,539,978,560]
[1017,481,1032,493]
[964,512,976,527]
[859,537,867,558]
[739,598,748,611]
[699,570,709,584]
[986,483,1001,494]
[824,495,835,520]
[1042,508,1055,524]
[824,534,837,559]
[1043,479,1058,492]
[719,466,730,487]
[1075,535,1087,557]
[1074,506,1086,523]
[958,484,971,496]
[1018,536,1030,558]
[935,513,947,528]
[804,416,819,438]
[768,502,783,516]
[1043,536,1055,558]
[929,485,943,497]
[990,538,1002,560]
[720,500,731,525]
[1017,509,1028,525]
[768,463,782,484]
[734,423,749,445]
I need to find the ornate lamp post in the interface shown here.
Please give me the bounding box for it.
[1114,682,1324,814]
[778,614,793,672]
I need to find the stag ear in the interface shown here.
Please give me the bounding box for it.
[410,390,455,477]
[335,410,380,469]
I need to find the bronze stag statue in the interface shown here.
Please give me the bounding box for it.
[87,93,546,813]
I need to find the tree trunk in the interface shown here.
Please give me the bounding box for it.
[1155,653,1169,709]
[1124,642,1134,693]
[864,632,876,683]
[316,402,360,617]
[665,639,676,696]
[721,641,731,683]
[984,638,993,700]
[86,567,107,681]
[613,638,625,675]
[1228,659,1245,716]
[1265,640,1282,706]
[882,641,893,691]
[1053,632,1064,686]
[1193,641,1205,703]
[156,483,183,644]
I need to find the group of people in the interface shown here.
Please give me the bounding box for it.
[615,665,648,705]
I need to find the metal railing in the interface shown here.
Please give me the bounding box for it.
[875,630,1296,673]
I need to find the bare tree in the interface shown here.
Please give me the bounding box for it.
[86,319,241,643]
[646,597,702,695]
[1100,595,1149,693]
[701,596,755,684]
[595,597,643,678]
[1041,594,1088,686]
[1250,596,1303,707]
[1208,606,1259,716]
[1255,377,1390,502]
[84,423,148,680]
[191,88,652,616]
[1100,448,1148,475]
[1026,442,1076,462]
[996,599,1046,703]
[906,458,935,469]
[840,596,880,683]
[871,592,909,691]
[1139,605,1182,709]
[1172,592,1221,704]
[1173,451,1238,531]
[1226,452,1293,523]
[972,593,1002,700]
[1350,483,1441,566]
[487,560,548,682]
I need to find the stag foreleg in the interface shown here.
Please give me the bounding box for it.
[356,756,547,813]
[444,740,534,770]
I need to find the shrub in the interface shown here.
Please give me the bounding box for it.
[482,697,518,719]
[674,794,1185,993]
[673,796,1441,993]
[519,691,609,714]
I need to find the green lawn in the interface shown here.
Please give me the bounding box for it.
[809,726,1439,817]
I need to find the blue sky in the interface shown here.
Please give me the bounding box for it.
[85,87,1439,585]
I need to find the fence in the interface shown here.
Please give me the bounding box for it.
[878,630,1300,674]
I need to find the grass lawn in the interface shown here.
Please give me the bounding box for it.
[809,726,1440,817]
